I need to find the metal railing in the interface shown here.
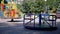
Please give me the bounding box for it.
[23,14,57,28]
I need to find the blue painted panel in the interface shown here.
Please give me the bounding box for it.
[41,14,49,19]
[0,11,3,17]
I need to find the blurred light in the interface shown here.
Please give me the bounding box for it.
[21,0,23,1]
[12,2,14,4]
[45,0,47,1]
[42,16,44,18]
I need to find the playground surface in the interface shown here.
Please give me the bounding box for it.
[0,18,60,34]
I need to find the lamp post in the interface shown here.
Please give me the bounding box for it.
[44,0,47,13]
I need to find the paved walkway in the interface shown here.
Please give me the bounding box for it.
[0,18,60,34]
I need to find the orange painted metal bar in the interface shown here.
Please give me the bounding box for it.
[10,9,16,18]
[0,4,4,11]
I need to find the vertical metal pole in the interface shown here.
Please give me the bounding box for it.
[34,14,35,28]
[52,16,53,27]
[23,15,25,26]
[30,14,31,24]
[55,16,56,27]
[52,21,53,27]
[55,20,56,27]
[39,14,41,26]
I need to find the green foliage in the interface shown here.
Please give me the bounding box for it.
[17,4,21,10]
[17,4,24,17]
[46,0,59,10]
[21,0,60,14]
[21,0,45,14]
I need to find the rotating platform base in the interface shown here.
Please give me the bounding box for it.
[24,23,57,31]
[24,26,57,31]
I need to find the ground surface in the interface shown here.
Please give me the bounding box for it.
[0,18,60,34]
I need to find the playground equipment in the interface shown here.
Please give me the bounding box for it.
[0,0,19,18]
[23,14,57,30]
[0,0,22,22]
